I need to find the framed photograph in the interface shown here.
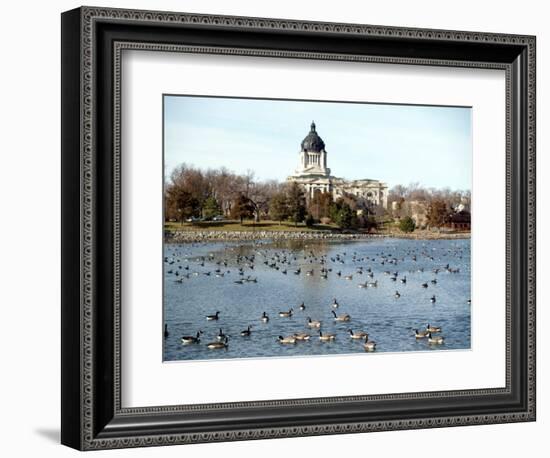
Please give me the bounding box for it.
[61,6,536,450]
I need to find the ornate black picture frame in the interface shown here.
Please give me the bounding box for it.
[61,6,536,450]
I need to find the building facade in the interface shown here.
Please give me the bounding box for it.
[287,121,388,208]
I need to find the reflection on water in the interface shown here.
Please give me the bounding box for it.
[163,238,471,362]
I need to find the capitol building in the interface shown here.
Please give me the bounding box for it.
[287,121,388,209]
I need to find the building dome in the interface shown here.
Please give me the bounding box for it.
[301,121,325,152]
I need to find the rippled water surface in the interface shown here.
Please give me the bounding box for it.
[163,238,471,361]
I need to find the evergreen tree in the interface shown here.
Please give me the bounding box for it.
[202,196,221,219]
[287,183,306,227]
[269,192,290,224]
[399,216,416,233]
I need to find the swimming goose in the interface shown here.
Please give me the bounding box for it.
[427,332,444,344]
[260,312,269,323]
[348,329,368,339]
[363,337,377,351]
[426,324,442,333]
[216,328,228,341]
[307,317,321,328]
[293,333,311,341]
[299,302,306,311]
[358,282,368,288]
[430,295,436,303]
[318,331,336,341]
[164,324,169,338]
[331,298,340,308]
[181,331,202,344]
[394,291,401,298]
[278,335,297,344]
[240,325,252,337]
[332,310,351,322]
[207,336,228,349]
[206,311,220,321]
[421,283,429,288]
[413,329,429,338]
[400,276,407,284]
[279,309,293,318]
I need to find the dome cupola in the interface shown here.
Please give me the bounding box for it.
[301,121,326,152]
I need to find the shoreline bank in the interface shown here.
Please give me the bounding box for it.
[165,229,471,244]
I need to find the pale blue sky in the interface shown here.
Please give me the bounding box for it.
[164,95,472,190]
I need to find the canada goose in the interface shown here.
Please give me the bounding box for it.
[344,275,353,280]
[216,328,228,341]
[206,311,220,321]
[181,331,202,344]
[427,332,444,344]
[430,279,438,284]
[363,337,377,351]
[467,299,472,305]
[299,302,306,311]
[332,310,351,322]
[413,329,429,338]
[426,324,442,333]
[164,324,169,338]
[430,295,436,303]
[394,291,401,298]
[260,312,269,323]
[307,317,321,328]
[348,329,368,339]
[400,276,407,284]
[331,298,340,308]
[240,326,252,337]
[278,335,296,344]
[421,283,429,288]
[207,336,228,349]
[293,333,311,341]
[279,309,293,318]
[319,331,336,341]
[358,282,368,288]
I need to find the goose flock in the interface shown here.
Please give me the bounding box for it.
[163,239,469,359]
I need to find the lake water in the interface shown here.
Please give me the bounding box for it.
[163,237,471,362]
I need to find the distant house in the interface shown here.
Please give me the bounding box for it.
[446,210,471,230]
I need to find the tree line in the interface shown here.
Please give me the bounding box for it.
[165,164,470,230]
[388,182,471,211]
[165,164,378,229]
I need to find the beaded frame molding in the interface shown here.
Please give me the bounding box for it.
[61,6,536,451]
